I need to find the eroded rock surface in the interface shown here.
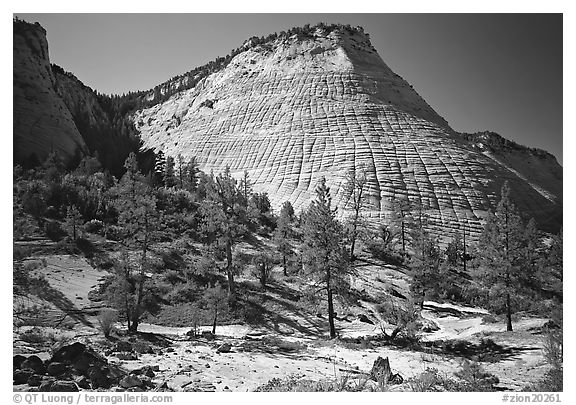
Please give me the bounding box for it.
[13,19,87,165]
[134,26,562,236]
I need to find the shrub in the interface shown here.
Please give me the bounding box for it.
[76,237,96,258]
[84,219,104,234]
[454,359,499,391]
[97,308,118,338]
[19,327,55,344]
[44,220,66,241]
[526,331,563,392]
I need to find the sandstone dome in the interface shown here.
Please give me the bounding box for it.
[132,25,561,238]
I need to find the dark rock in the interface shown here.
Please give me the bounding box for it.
[120,375,142,389]
[165,347,175,353]
[201,331,215,340]
[75,375,91,389]
[14,369,34,385]
[87,366,111,389]
[127,386,145,392]
[216,343,232,353]
[115,340,133,352]
[46,362,67,376]
[13,355,27,370]
[27,374,43,387]
[132,365,156,378]
[21,355,46,374]
[51,342,87,364]
[38,377,56,392]
[358,314,374,325]
[50,380,78,392]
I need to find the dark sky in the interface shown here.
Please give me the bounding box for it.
[18,13,563,164]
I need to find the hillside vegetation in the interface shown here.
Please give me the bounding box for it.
[13,152,562,392]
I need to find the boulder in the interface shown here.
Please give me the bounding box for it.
[27,374,43,387]
[87,366,111,389]
[13,354,27,370]
[131,365,156,378]
[38,377,56,392]
[13,369,34,385]
[216,343,232,353]
[46,362,67,376]
[201,331,215,340]
[21,355,46,374]
[114,340,133,352]
[50,380,78,392]
[75,375,91,389]
[120,375,142,389]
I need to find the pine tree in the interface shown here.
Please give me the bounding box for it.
[163,156,177,188]
[200,167,250,304]
[301,177,350,339]
[477,182,532,331]
[108,153,159,332]
[409,226,441,309]
[274,201,295,276]
[65,204,83,241]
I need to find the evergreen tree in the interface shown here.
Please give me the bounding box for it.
[273,201,295,276]
[154,150,166,186]
[184,156,200,193]
[163,155,177,188]
[200,167,250,304]
[65,204,83,241]
[108,153,159,332]
[409,227,441,309]
[301,177,350,339]
[476,182,532,331]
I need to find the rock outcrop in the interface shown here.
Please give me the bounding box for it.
[133,25,562,236]
[13,19,88,165]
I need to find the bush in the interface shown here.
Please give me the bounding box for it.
[366,242,404,265]
[19,327,55,344]
[84,219,104,234]
[76,237,96,258]
[97,309,118,338]
[44,220,66,241]
[454,359,499,391]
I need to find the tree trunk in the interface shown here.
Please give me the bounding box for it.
[327,287,336,339]
[401,220,406,254]
[225,238,235,300]
[212,307,218,334]
[283,254,287,276]
[350,234,356,262]
[506,292,513,331]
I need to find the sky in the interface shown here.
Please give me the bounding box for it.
[17,13,563,164]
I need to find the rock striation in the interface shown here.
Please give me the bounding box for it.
[133,25,562,236]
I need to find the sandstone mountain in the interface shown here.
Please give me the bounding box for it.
[13,19,88,166]
[13,21,562,236]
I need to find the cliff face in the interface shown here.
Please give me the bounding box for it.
[13,21,562,236]
[133,26,562,236]
[13,19,88,165]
